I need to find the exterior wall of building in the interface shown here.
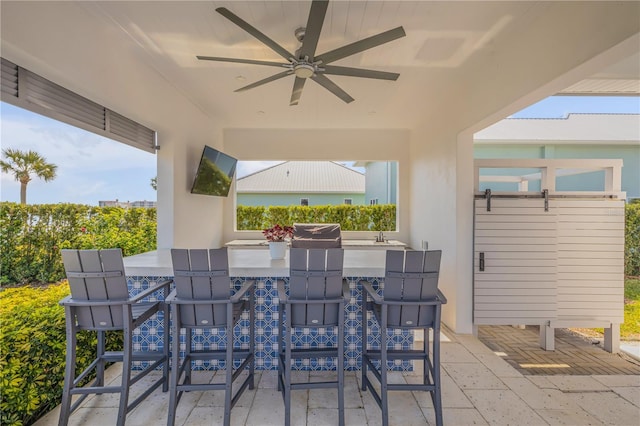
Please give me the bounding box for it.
[130,200,157,208]
[237,193,365,206]
[474,144,640,198]
[98,200,157,208]
[364,162,398,204]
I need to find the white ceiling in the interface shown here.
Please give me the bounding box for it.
[1,1,639,131]
[82,0,538,129]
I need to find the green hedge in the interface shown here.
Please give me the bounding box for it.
[0,283,121,426]
[0,203,157,285]
[626,202,640,277]
[1,201,637,283]
[2,201,636,283]
[236,204,396,232]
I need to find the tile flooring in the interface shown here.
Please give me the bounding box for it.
[35,329,640,426]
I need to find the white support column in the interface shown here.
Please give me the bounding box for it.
[603,324,620,353]
[544,166,556,193]
[604,165,623,193]
[473,164,481,193]
[539,323,555,351]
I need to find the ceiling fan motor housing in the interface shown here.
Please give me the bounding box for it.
[293,62,315,78]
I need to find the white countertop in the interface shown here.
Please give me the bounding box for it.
[225,239,406,249]
[123,249,388,277]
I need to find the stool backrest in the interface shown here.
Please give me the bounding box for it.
[288,248,344,326]
[171,248,231,327]
[384,250,442,327]
[61,249,128,329]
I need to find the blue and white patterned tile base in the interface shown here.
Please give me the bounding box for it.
[127,276,413,371]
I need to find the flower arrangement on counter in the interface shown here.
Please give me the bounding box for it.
[262,224,294,242]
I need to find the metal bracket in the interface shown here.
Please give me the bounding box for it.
[542,189,549,211]
[479,252,485,271]
[485,188,491,211]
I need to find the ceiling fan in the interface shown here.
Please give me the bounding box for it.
[197,0,406,106]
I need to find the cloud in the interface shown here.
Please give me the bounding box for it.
[1,106,155,173]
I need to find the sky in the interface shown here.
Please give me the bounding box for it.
[1,96,639,205]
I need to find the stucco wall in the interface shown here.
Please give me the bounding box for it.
[365,162,398,205]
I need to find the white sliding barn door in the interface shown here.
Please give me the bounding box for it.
[555,199,625,326]
[473,198,558,325]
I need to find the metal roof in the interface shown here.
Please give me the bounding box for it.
[475,113,640,144]
[236,161,364,193]
[558,53,640,96]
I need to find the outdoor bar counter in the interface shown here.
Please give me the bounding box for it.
[123,248,389,277]
[123,248,412,371]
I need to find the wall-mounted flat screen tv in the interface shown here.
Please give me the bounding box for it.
[191,145,238,197]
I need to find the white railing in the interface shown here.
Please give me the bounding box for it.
[474,158,625,198]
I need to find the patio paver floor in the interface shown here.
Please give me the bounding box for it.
[35,329,640,425]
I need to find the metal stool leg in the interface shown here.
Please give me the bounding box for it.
[167,306,180,426]
[58,312,76,426]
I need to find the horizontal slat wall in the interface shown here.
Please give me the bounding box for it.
[556,199,625,323]
[473,199,557,325]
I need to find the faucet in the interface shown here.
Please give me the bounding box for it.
[376,231,385,243]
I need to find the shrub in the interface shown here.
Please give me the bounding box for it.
[236,204,397,231]
[0,203,157,286]
[626,203,640,277]
[0,282,121,426]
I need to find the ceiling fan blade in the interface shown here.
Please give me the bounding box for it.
[311,73,354,103]
[315,26,406,65]
[216,7,294,61]
[197,56,288,68]
[234,71,293,93]
[298,0,329,60]
[323,65,400,81]
[290,77,307,106]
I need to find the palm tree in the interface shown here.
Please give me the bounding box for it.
[0,148,57,204]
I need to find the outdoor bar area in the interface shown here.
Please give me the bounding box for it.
[3,1,639,425]
[123,246,415,371]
